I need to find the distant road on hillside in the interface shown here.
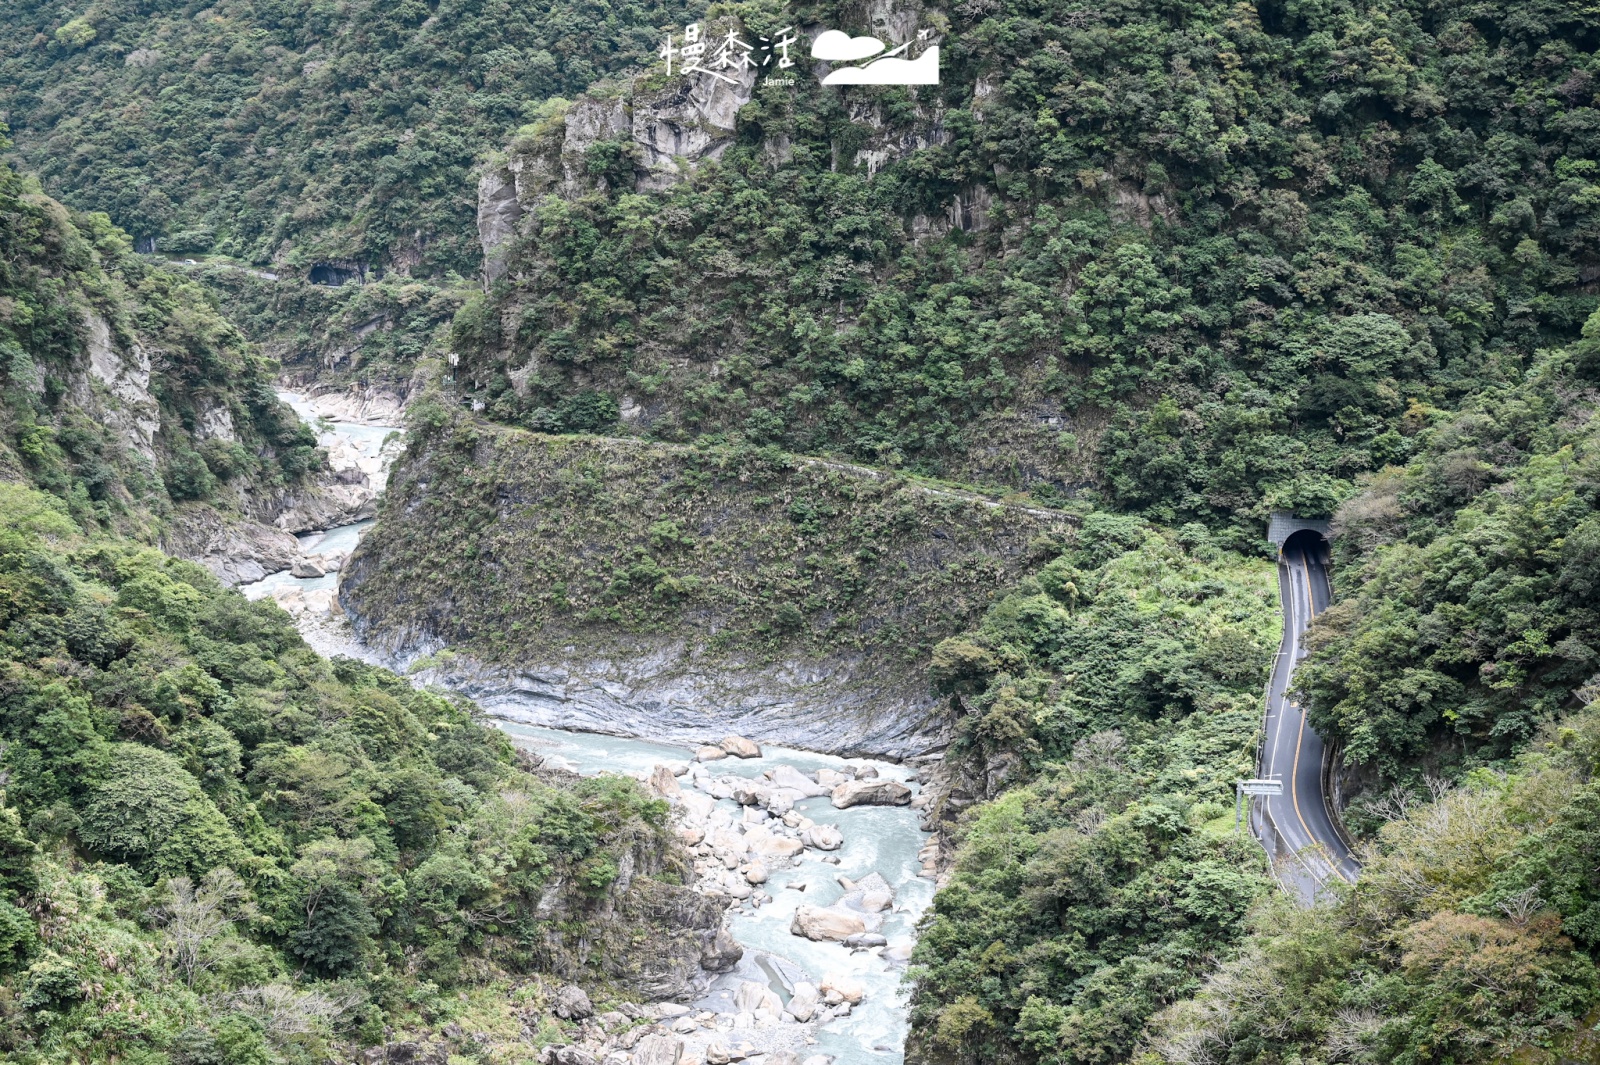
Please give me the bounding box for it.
[1255,534,1361,902]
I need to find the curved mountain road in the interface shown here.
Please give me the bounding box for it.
[1254,538,1360,902]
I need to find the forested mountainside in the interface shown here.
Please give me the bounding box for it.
[462,0,1598,546]
[341,401,1073,757]
[6,0,1600,1060]
[904,327,1600,1065]
[0,0,705,277]
[436,0,1600,1055]
[0,147,723,1062]
[0,131,317,534]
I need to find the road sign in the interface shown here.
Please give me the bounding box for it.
[1235,778,1283,831]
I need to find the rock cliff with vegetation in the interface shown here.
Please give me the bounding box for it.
[453,0,1598,549]
[342,396,1071,756]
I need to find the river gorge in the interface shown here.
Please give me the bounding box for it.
[242,389,936,1065]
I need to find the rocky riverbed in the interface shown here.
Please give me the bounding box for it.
[245,385,941,1065]
[501,725,938,1065]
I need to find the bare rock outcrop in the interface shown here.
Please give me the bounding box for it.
[830,779,913,809]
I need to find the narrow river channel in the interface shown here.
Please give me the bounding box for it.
[243,391,933,1065]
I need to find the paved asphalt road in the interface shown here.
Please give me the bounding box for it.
[1255,537,1361,901]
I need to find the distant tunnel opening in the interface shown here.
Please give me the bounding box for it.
[1283,528,1330,565]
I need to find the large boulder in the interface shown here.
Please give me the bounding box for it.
[648,764,682,799]
[749,832,804,859]
[768,765,828,797]
[861,890,893,912]
[821,972,866,1004]
[790,905,867,942]
[701,929,743,972]
[696,746,729,762]
[553,984,593,1020]
[843,932,887,948]
[290,557,328,578]
[733,980,782,1014]
[633,1034,683,1065]
[720,735,762,758]
[679,792,717,821]
[830,779,912,809]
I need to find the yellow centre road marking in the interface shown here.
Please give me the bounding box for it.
[1288,548,1356,885]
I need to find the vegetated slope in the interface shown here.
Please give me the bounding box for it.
[1147,696,1600,1065]
[0,146,724,1062]
[904,514,1282,1063]
[0,129,318,537]
[906,319,1600,1065]
[1298,323,1600,787]
[0,489,714,1062]
[458,0,1598,544]
[197,264,471,387]
[341,395,1072,754]
[0,0,705,277]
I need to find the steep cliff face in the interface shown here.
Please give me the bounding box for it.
[477,62,762,284]
[341,408,1072,757]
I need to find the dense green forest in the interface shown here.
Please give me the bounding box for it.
[907,515,1280,1062]
[907,331,1600,1064]
[0,0,705,276]
[459,0,1598,545]
[0,484,691,1063]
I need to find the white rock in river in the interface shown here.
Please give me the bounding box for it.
[820,973,866,1004]
[680,792,716,821]
[786,983,820,1022]
[744,860,769,885]
[860,890,893,912]
[790,905,866,941]
[800,824,843,850]
[720,735,762,758]
[649,764,682,799]
[697,746,729,761]
[767,765,829,797]
[830,779,912,809]
[733,980,782,1014]
[747,829,804,858]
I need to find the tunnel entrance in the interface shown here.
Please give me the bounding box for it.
[309,262,364,286]
[1267,511,1331,562]
[1282,528,1330,565]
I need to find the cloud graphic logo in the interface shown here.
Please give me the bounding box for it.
[821,46,939,85]
[810,30,887,62]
